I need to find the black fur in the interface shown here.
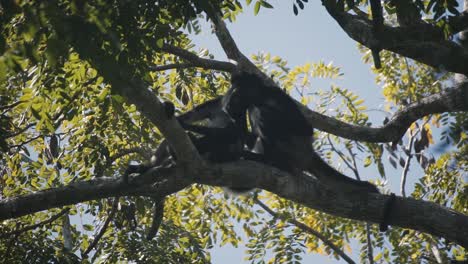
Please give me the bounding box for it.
[162,101,175,118]
[226,72,378,193]
[124,92,263,190]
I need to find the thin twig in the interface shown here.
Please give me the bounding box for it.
[331,140,374,263]
[400,130,415,197]
[254,196,356,264]
[83,198,119,257]
[326,136,358,177]
[0,101,24,112]
[1,208,70,238]
[345,147,361,181]
[108,147,149,164]
[9,134,43,149]
[365,223,375,264]
[4,123,36,139]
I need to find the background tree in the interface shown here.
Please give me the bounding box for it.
[0,0,467,263]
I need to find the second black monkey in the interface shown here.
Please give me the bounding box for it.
[225,71,378,193]
[125,90,261,182]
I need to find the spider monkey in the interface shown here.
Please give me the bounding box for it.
[124,94,262,188]
[224,71,379,194]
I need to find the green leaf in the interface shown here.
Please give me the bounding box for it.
[254,1,261,15]
[83,224,94,231]
[364,156,372,167]
[260,1,273,8]
[30,106,42,120]
[111,94,125,104]
[156,39,164,48]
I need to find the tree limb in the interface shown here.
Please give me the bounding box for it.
[301,82,468,142]
[203,10,243,62]
[0,166,188,221]
[0,161,467,247]
[322,2,468,75]
[204,10,268,78]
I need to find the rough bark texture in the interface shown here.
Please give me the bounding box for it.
[1,161,467,247]
[323,1,468,75]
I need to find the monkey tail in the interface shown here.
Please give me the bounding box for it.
[306,152,379,194]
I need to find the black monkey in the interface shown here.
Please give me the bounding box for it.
[162,101,175,118]
[225,71,378,193]
[124,94,261,183]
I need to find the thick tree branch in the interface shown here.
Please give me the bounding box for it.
[0,161,467,247]
[0,167,188,221]
[301,82,468,142]
[204,9,275,83]
[203,11,243,62]
[322,2,468,75]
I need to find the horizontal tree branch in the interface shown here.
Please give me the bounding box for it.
[158,45,236,72]
[1,161,466,247]
[0,167,188,222]
[301,81,468,142]
[323,2,468,75]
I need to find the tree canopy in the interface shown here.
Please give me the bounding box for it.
[0,0,467,263]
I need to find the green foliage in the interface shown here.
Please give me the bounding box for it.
[0,0,466,263]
